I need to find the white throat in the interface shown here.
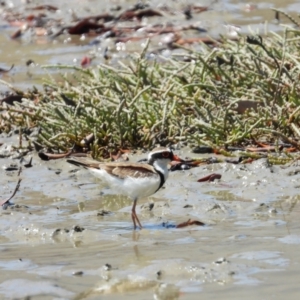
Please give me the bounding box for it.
[153,159,170,180]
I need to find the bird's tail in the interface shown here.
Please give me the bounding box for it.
[67,157,101,169]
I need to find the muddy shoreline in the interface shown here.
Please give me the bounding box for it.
[0,145,300,299]
[1,0,300,299]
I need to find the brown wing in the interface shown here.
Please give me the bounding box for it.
[67,158,157,179]
[67,157,102,169]
[102,163,157,179]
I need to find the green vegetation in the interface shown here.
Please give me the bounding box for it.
[2,26,300,158]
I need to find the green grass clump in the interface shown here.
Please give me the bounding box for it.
[2,27,300,157]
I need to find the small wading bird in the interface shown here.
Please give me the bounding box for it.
[67,147,182,229]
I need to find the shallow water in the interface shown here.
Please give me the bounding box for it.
[1,147,300,299]
[1,0,300,299]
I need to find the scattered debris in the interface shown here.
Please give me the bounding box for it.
[197,173,222,182]
[73,225,85,232]
[21,156,33,168]
[0,167,22,208]
[72,271,84,276]
[103,263,112,271]
[176,219,205,228]
[97,210,112,216]
[0,94,23,105]
[214,257,228,264]
[38,151,73,161]
[141,202,154,211]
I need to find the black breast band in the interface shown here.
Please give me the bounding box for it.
[154,169,165,193]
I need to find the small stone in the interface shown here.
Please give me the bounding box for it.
[73,225,85,232]
[156,270,162,279]
[192,145,213,154]
[52,229,61,237]
[72,271,84,276]
[269,208,277,214]
[183,204,193,208]
[3,165,19,171]
[214,257,228,264]
[103,263,112,271]
[141,202,154,211]
[97,210,111,216]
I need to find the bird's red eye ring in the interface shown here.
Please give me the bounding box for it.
[162,151,170,158]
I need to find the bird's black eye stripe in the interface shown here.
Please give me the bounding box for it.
[162,151,170,158]
[151,151,172,160]
[148,149,174,165]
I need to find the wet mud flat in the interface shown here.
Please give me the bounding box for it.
[0,144,300,299]
[1,0,300,299]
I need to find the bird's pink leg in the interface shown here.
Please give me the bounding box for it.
[131,199,142,230]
